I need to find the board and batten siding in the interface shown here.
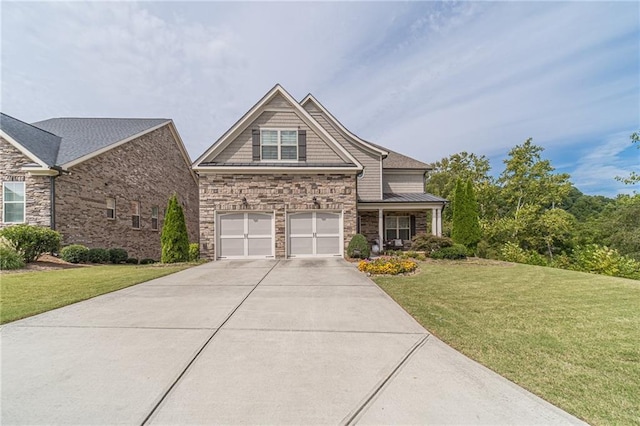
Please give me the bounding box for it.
[383,171,425,193]
[306,109,382,201]
[210,111,347,164]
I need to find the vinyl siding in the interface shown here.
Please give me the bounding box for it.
[264,93,291,109]
[383,171,425,193]
[212,111,347,164]
[306,108,382,201]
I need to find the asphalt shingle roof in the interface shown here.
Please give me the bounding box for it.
[366,141,431,170]
[1,113,62,167]
[32,118,169,165]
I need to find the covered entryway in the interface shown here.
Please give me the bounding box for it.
[287,211,342,257]
[217,212,274,259]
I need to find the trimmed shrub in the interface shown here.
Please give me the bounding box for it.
[189,243,200,262]
[126,257,139,264]
[0,224,61,263]
[61,244,89,263]
[0,246,25,270]
[347,234,370,259]
[87,248,110,264]
[402,251,427,261]
[411,234,453,254]
[358,256,418,275]
[161,194,189,263]
[108,248,128,264]
[140,258,157,265]
[431,244,468,260]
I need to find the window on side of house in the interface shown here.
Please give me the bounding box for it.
[151,206,159,231]
[261,129,298,161]
[3,182,25,223]
[131,201,140,229]
[385,215,410,241]
[106,197,116,219]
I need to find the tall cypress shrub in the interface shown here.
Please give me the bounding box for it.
[161,194,189,263]
[452,179,482,249]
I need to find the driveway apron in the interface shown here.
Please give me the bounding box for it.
[1,259,585,425]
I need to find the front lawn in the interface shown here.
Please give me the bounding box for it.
[374,260,640,426]
[1,264,192,324]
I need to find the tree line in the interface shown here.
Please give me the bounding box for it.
[426,133,639,279]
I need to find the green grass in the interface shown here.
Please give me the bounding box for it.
[374,260,640,426]
[0,264,192,324]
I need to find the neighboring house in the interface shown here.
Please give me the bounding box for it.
[193,84,446,260]
[0,113,199,260]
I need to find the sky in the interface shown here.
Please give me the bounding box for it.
[2,1,638,197]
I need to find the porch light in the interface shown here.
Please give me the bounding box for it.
[312,196,320,209]
[241,196,248,208]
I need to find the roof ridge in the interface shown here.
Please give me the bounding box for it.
[34,117,170,121]
[1,112,62,139]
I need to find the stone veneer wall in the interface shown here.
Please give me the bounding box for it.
[54,126,199,260]
[199,173,357,259]
[358,210,428,245]
[0,138,52,229]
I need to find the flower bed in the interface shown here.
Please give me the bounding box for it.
[358,256,418,275]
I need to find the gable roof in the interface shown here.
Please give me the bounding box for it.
[0,113,61,167]
[33,118,170,167]
[300,95,388,157]
[300,95,431,171]
[193,84,362,170]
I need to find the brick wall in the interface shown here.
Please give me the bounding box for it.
[0,138,52,229]
[54,125,199,260]
[199,173,357,259]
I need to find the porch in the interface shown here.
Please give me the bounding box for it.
[357,193,447,253]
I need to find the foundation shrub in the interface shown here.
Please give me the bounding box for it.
[431,244,468,260]
[0,224,61,263]
[411,234,453,255]
[188,243,200,262]
[0,245,25,270]
[61,244,89,264]
[108,248,128,264]
[87,248,110,264]
[347,234,370,259]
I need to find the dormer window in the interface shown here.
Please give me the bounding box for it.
[261,129,298,161]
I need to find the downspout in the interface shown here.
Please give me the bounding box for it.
[49,166,70,230]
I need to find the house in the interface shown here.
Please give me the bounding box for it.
[193,84,446,260]
[0,113,199,260]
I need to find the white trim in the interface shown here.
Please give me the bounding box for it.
[61,121,171,169]
[383,169,426,175]
[193,84,362,169]
[21,167,58,176]
[0,130,49,168]
[195,166,360,174]
[379,158,383,199]
[358,202,446,211]
[286,210,343,258]
[300,95,389,156]
[216,211,276,259]
[2,181,26,224]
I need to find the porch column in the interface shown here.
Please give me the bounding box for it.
[431,208,437,236]
[378,209,384,248]
[436,208,443,237]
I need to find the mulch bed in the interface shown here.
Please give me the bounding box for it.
[0,254,88,275]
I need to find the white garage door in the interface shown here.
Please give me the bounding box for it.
[288,211,342,257]
[218,212,274,259]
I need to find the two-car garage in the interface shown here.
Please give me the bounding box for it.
[216,211,343,259]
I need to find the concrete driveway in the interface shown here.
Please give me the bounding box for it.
[1,259,585,425]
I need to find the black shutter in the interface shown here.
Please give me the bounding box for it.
[298,129,307,161]
[252,129,260,161]
[410,215,416,238]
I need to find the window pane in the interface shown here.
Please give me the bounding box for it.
[4,182,25,202]
[107,198,115,209]
[398,216,410,228]
[261,130,277,145]
[281,146,297,160]
[385,216,397,229]
[151,206,158,218]
[399,229,410,240]
[281,131,297,145]
[4,203,24,223]
[131,201,140,215]
[262,146,278,160]
[385,229,396,241]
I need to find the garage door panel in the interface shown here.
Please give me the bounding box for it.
[248,214,272,235]
[247,238,272,257]
[219,238,245,257]
[316,236,340,255]
[220,214,245,236]
[316,213,340,235]
[289,213,313,235]
[290,237,313,256]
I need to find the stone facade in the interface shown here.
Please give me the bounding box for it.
[0,138,52,229]
[199,173,357,259]
[52,125,198,260]
[358,210,429,246]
